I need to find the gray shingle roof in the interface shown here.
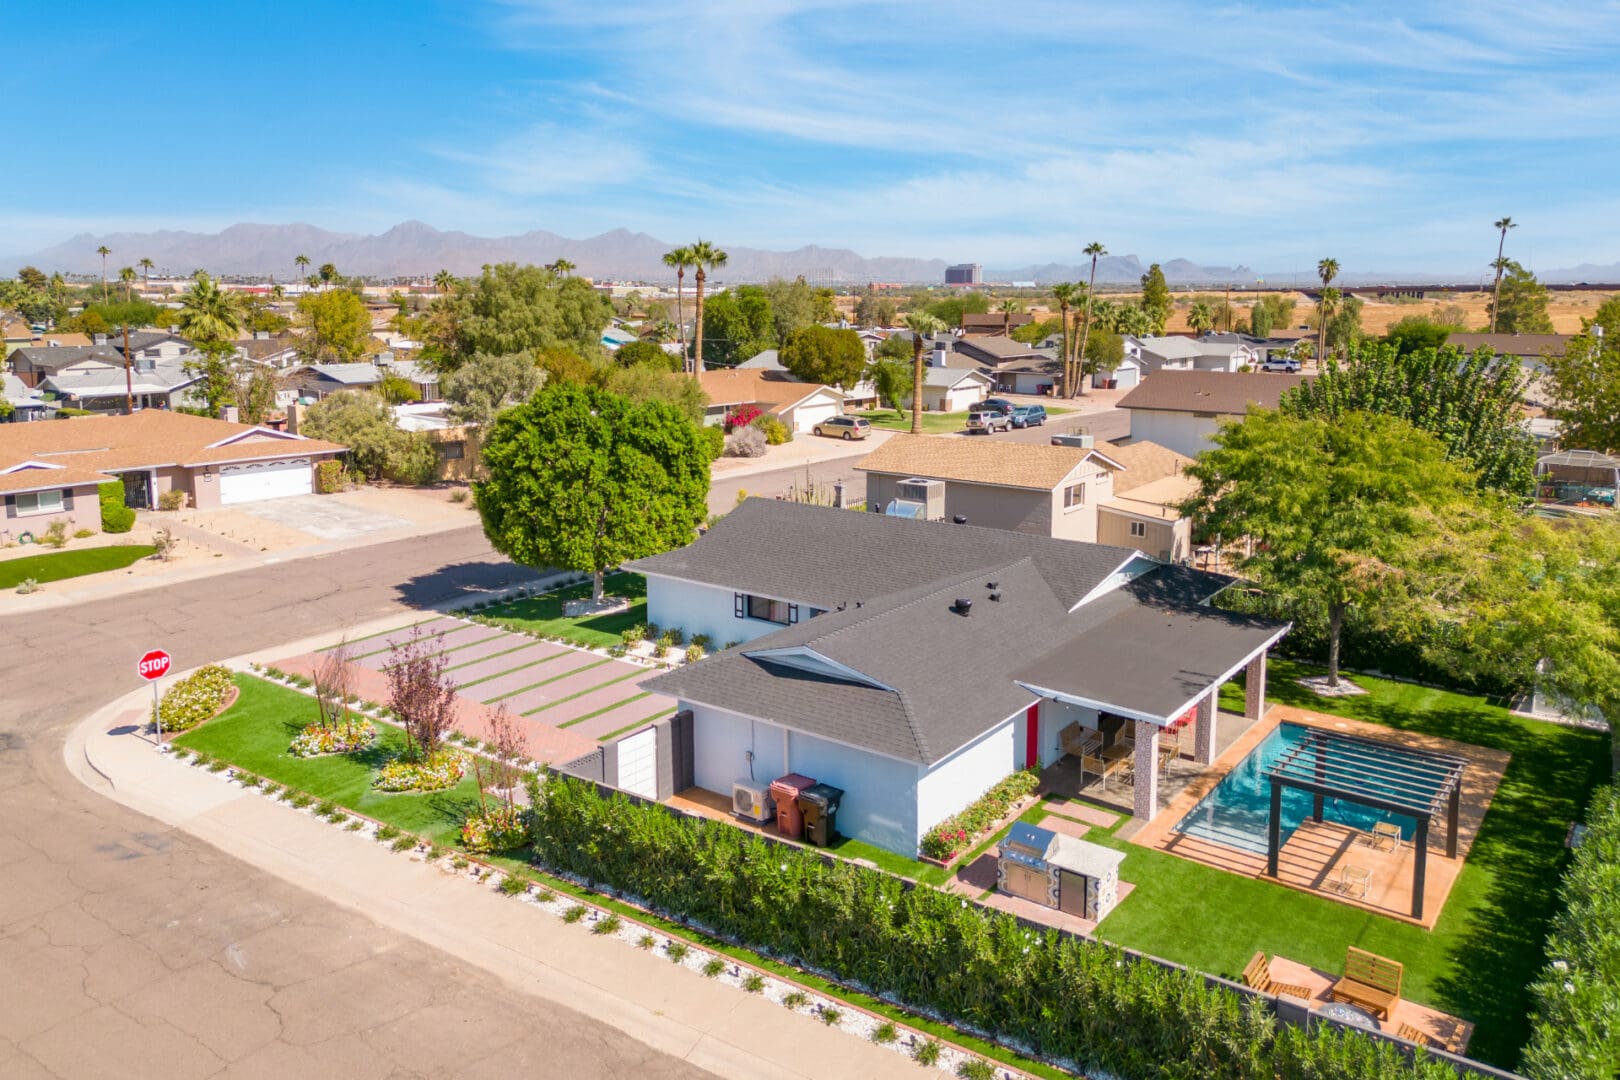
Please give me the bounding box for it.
[9,345,127,372]
[1118,370,1307,414]
[626,498,1141,612]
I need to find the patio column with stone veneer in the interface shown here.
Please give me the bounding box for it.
[1194,691,1218,766]
[1132,718,1160,819]
[1245,652,1268,720]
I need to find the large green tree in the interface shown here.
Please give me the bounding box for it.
[854,290,898,327]
[176,273,241,346]
[612,340,679,372]
[763,276,834,343]
[1488,260,1554,334]
[441,350,546,429]
[1382,315,1453,356]
[1282,340,1536,495]
[443,263,614,365]
[699,285,774,367]
[1139,263,1171,332]
[868,358,910,418]
[300,391,435,484]
[779,324,866,388]
[1248,294,1297,337]
[1184,410,1488,686]
[297,289,375,362]
[474,383,710,603]
[923,291,989,327]
[599,362,709,426]
[1545,298,1620,452]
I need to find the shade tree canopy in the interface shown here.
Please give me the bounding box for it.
[439,262,614,366]
[779,324,867,388]
[441,350,546,429]
[1545,297,1620,453]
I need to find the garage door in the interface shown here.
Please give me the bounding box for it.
[219,459,313,505]
[616,727,658,798]
[794,401,840,433]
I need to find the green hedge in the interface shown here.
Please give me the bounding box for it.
[98,481,135,533]
[530,776,1463,1079]
[155,665,235,733]
[1523,785,1620,1079]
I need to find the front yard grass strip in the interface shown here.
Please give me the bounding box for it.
[483,657,615,705]
[173,672,1061,1080]
[0,544,157,589]
[322,615,446,653]
[444,639,540,672]
[376,631,511,668]
[481,572,648,648]
[596,708,678,743]
[535,670,650,721]
[455,649,572,692]
[560,691,651,729]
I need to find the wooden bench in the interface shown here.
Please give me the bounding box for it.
[1331,947,1403,1019]
[1242,952,1311,1001]
[1397,1021,1466,1054]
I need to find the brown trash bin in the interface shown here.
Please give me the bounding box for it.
[769,773,817,839]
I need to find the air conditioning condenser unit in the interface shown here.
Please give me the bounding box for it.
[733,779,776,824]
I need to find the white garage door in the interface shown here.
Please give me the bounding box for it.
[794,400,840,433]
[616,727,658,798]
[219,459,313,505]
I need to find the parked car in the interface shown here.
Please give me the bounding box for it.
[812,416,872,440]
[1261,356,1301,373]
[977,398,1016,416]
[1009,404,1047,428]
[966,409,1011,434]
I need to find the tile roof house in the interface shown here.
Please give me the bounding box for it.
[0,410,346,520]
[622,499,1288,854]
[1446,333,1574,370]
[960,312,1035,336]
[697,369,847,433]
[1119,370,1308,457]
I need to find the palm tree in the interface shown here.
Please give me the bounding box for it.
[1074,242,1107,397]
[1489,217,1516,333]
[547,258,576,277]
[1187,298,1217,336]
[118,266,136,302]
[137,257,154,295]
[176,273,243,345]
[662,246,695,371]
[1315,258,1340,362]
[294,254,310,290]
[318,263,337,291]
[96,245,111,298]
[687,240,728,376]
[903,312,946,434]
[1049,283,1081,396]
[433,269,457,295]
[996,298,1021,336]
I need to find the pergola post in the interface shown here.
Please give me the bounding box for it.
[1244,652,1268,721]
[1447,782,1461,859]
[1131,719,1160,821]
[1412,815,1430,921]
[1266,777,1283,878]
[1194,692,1217,766]
[1313,739,1326,822]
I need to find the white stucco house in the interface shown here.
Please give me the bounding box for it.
[623,499,1287,856]
[1117,370,1307,458]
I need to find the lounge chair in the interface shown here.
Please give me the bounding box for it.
[1241,952,1311,1001]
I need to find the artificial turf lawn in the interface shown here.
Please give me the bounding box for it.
[481,572,648,648]
[0,543,157,588]
[854,407,1071,435]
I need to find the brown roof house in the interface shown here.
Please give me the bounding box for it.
[960,312,1035,336]
[698,369,847,434]
[1118,370,1307,457]
[856,433,1196,560]
[0,411,346,527]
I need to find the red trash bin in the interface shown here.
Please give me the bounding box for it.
[769,773,817,839]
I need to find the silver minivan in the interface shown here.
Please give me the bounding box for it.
[966,410,1011,434]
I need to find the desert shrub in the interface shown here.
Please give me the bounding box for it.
[723,425,767,458]
[621,626,644,647]
[158,489,188,511]
[703,957,725,978]
[638,934,657,950]
[73,528,94,539]
[39,520,67,549]
[697,423,725,461]
[375,823,401,841]
[743,972,765,993]
[390,833,417,851]
[665,941,689,963]
[499,874,530,896]
[99,482,135,533]
[753,415,791,445]
[684,644,704,664]
[912,1039,941,1066]
[15,577,39,594]
[956,1057,994,1079]
[153,665,235,733]
[448,488,469,503]
[315,459,345,494]
[871,1021,898,1043]
[592,914,622,936]
[690,633,713,651]
[562,904,588,923]
[782,990,808,1010]
[819,1006,841,1026]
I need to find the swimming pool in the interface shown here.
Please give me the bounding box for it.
[1172,723,1416,855]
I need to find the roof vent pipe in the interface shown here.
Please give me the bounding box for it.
[953,514,968,525]
[953,598,973,616]
[986,581,999,590]
[989,592,1002,603]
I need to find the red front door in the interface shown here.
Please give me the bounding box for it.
[1025,704,1040,769]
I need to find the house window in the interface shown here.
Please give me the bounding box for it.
[1129,521,1148,538]
[735,593,797,625]
[14,489,64,516]
[1063,482,1086,509]
[436,441,465,461]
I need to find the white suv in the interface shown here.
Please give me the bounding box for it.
[966,410,1011,434]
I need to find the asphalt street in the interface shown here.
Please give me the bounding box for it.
[0,527,716,1079]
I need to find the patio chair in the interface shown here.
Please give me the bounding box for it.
[1371,821,1403,853]
[1157,732,1181,770]
[1241,951,1311,1001]
[1080,752,1111,792]
[1337,864,1372,899]
[1059,723,1095,762]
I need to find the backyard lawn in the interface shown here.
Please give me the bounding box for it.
[0,543,157,589]
[480,572,647,647]
[854,406,1071,435]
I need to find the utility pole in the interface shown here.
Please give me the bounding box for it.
[122,321,134,414]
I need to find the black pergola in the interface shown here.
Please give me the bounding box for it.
[1264,729,1468,920]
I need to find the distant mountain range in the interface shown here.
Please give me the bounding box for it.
[4,221,1615,286]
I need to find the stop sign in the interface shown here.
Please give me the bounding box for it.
[137,650,172,681]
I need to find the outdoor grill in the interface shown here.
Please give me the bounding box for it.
[997,822,1126,922]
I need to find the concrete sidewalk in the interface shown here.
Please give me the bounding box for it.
[66,683,919,1080]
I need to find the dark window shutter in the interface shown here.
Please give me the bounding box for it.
[734,592,745,618]
[788,604,799,625]
[61,488,74,510]
[3,495,14,519]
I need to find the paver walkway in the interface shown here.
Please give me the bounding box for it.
[294,616,678,749]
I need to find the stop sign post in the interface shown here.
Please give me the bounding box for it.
[139,650,172,743]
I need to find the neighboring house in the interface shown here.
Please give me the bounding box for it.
[3,374,48,422]
[1447,333,1573,370]
[857,434,1196,560]
[948,335,1062,393]
[625,499,1287,854]
[1132,335,1257,373]
[288,363,384,400]
[736,349,878,410]
[1201,332,1303,365]
[0,461,111,537]
[379,358,440,402]
[113,330,194,364]
[36,332,93,348]
[906,366,994,413]
[1118,370,1307,457]
[233,332,302,370]
[960,312,1035,336]
[42,357,201,414]
[8,344,130,388]
[602,326,640,350]
[697,369,847,433]
[736,349,783,371]
[3,321,31,358]
[0,410,345,516]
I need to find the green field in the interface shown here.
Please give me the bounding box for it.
[0,544,157,589]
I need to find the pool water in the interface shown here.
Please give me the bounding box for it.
[1173,723,1416,855]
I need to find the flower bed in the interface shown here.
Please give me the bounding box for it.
[920,769,1040,863]
[460,804,531,853]
[289,719,379,757]
[374,748,468,792]
[153,665,238,733]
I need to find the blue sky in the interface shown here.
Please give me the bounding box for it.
[5,1,1619,273]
